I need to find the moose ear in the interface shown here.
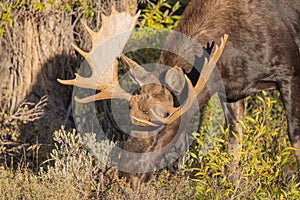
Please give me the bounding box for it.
[120,55,160,86]
[165,66,186,95]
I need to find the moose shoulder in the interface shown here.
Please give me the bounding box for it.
[58,0,300,188]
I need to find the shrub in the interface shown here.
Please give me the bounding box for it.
[187,91,300,199]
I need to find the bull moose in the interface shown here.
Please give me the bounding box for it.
[58,0,300,187]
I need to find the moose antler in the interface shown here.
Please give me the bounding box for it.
[149,34,229,125]
[57,7,140,103]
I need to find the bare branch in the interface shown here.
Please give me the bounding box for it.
[6,95,48,123]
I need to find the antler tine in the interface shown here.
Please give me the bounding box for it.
[201,34,228,79]
[74,60,132,103]
[147,34,229,125]
[111,6,117,14]
[82,22,97,39]
[71,43,89,60]
[131,116,160,127]
[58,7,140,103]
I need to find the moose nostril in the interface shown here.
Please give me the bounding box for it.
[145,94,150,98]
[149,104,168,120]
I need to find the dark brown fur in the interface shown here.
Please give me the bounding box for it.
[122,0,300,187]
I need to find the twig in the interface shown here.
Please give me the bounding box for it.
[6,95,48,123]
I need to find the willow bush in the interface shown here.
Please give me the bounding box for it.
[187,91,300,199]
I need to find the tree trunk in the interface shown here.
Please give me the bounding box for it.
[0,10,76,115]
[0,0,137,148]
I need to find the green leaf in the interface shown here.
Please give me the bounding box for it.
[189,152,198,159]
[172,1,181,12]
[163,9,169,17]
[195,185,204,193]
[172,15,181,20]
[65,4,72,11]
[165,17,173,24]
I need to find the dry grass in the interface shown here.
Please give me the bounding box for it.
[0,128,195,199]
